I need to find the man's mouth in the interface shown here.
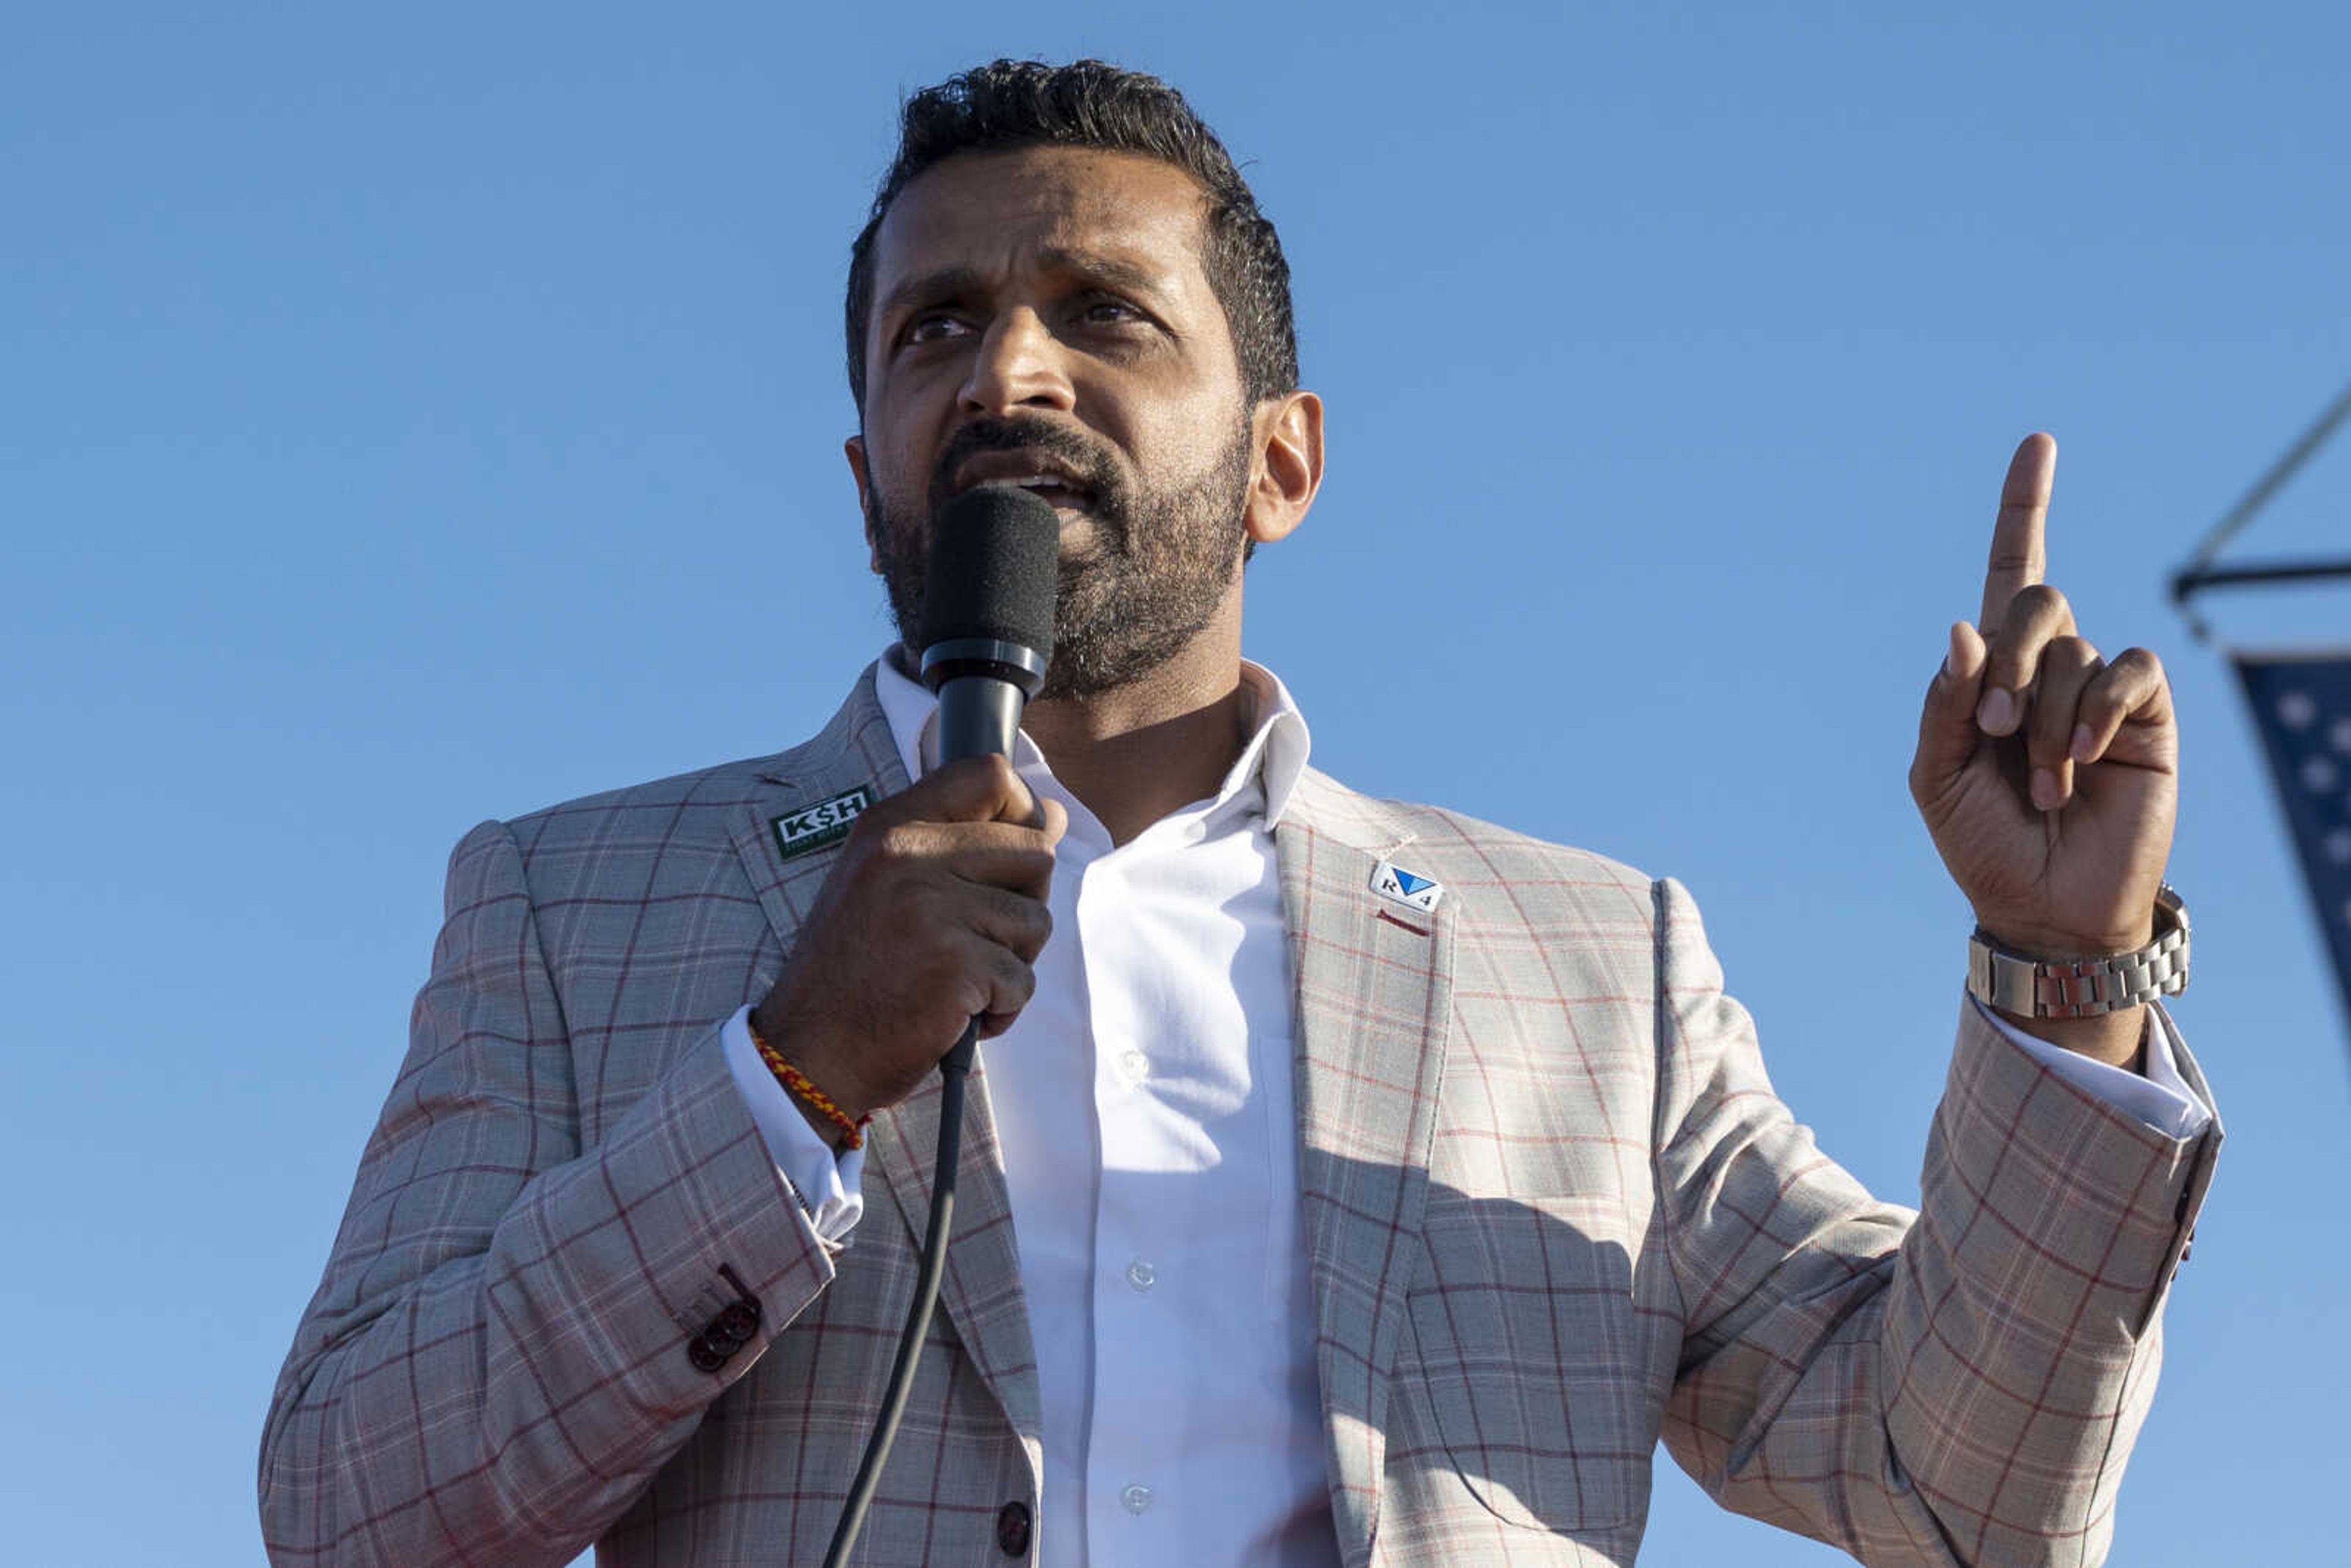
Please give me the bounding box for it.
[967,474,1095,514]
[949,448,1102,517]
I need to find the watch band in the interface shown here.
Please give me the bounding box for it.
[1967,883,2190,1019]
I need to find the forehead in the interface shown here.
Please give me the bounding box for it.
[869,146,1217,304]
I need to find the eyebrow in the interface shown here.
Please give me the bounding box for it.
[876,246,1180,326]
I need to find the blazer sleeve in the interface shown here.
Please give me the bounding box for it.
[258,820,836,1567]
[1648,876,2219,1567]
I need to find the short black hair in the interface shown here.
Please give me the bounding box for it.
[845,59,1298,415]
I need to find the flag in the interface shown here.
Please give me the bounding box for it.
[2233,652,2351,1030]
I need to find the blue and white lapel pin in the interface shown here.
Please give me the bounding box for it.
[1370,857,1444,915]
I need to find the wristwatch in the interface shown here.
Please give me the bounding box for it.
[1966,883,2191,1019]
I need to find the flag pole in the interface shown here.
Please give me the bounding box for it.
[2172,378,2351,642]
[2175,377,2351,1041]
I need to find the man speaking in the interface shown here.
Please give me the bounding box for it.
[260,58,2216,1567]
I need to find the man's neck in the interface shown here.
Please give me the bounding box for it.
[1021,637,1252,848]
[888,586,1259,847]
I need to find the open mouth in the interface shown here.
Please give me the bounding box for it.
[967,475,1096,513]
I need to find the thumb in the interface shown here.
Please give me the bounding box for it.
[890,753,1039,826]
[1910,620,1988,803]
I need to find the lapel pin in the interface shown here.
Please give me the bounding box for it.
[1370,858,1444,915]
[771,785,875,863]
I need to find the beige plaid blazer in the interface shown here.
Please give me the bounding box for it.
[261,668,2218,1567]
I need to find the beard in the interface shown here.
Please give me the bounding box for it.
[866,412,1254,701]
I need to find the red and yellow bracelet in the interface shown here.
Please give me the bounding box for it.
[746,1015,871,1150]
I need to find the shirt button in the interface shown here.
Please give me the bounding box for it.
[1125,1258,1156,1292]
[1120,1482,1153,1515]
[1120,1048,1149,1082]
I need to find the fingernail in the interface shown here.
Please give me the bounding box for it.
[1943,623,1964,678]
[2069,723,2095,763]
[1977,689,2017,733]
[2031,767,2062,811]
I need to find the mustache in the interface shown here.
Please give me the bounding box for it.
[924,416,1124,519]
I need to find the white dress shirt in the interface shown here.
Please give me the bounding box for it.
[718,652,2210,1566]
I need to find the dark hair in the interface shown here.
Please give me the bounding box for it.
[844,59,1298,415]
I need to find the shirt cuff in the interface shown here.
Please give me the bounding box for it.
[720,1005,866,1243]
[1970,994,2213,1139]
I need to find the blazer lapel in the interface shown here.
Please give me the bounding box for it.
[726,668,1042,1449]
[862,1063,1041,1444]
[1276,774,1455,1566]
[724,666,910,1016]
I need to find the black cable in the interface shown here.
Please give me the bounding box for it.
[820,1018,979,1568]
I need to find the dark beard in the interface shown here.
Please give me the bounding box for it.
[867,413,1254,700]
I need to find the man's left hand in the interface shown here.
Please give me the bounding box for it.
[1908,433,2179,1065]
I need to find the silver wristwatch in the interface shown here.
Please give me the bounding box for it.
[1966,884,2191,1019]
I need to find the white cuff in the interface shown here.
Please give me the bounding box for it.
[1971,995,2213,1139]
[720,1005,866,1243]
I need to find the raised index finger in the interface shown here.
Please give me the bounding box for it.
[1979,432,2056,634]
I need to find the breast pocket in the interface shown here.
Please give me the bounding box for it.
[1400,1191,1660,1532]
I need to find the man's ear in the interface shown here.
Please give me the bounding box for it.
[1245,390,1324,549]
[845,434,879,571]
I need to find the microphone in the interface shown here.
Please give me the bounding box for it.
[919,485,1059,761]
[824,484,1058,1568]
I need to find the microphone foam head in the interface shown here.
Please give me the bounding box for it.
[920,487,1060,687]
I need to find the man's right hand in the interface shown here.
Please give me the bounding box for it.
[749,755,1065,1139]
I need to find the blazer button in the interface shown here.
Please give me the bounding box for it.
[712,1299,762,1346]
[686,1335,729,1373]
[994,1500,1031,1557]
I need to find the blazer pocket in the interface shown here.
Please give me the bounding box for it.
[1401,1192,1655,1532]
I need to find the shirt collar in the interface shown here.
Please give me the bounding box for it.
[872,647,1312,828]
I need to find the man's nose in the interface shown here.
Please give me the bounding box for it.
[959,308,1075,417]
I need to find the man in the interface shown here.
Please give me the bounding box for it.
[261,59,2216,1568]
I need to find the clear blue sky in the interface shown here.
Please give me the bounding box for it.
[5,5,2346,1564]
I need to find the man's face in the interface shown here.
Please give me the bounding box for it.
[850,146,1258,700]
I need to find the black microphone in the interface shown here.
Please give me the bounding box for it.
[825,484,1059,1568]
[919,485,1059,761]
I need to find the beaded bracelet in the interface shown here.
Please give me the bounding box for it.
[746,1016,871,1150]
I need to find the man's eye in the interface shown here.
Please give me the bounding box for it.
[904,313,970,345]
[1081,298,1145,326]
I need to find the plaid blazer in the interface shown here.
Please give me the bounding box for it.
[261,667,2219,1567]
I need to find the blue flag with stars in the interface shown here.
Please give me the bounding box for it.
[2234,652,2351,1033]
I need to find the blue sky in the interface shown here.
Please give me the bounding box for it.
[4,4,2347,1564]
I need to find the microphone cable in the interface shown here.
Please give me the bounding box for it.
[820,1020,978,1568]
